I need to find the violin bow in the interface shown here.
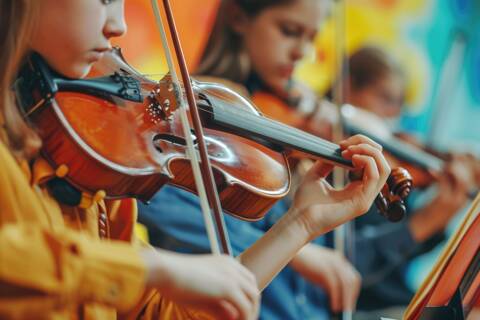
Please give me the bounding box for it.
[150,0,232,255]
[332,1,354,319]
[331,0,347,255]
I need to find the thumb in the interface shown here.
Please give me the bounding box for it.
[303,160,334,183]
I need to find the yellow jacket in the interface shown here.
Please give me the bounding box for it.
[0,138,201,319]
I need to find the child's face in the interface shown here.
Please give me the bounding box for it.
[348,74,405,119]
[30,0,126,78]
[239,0,327,95]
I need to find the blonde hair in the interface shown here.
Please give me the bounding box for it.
[196,0,294,82]
[0,0,41,159]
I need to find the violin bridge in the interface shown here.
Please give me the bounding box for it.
[147,77,179,123]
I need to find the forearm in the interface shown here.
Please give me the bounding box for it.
[409,200,453,242]
[289,243,326,273]
[238,208,310,290]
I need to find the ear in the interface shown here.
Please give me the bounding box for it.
[226,2,250,35]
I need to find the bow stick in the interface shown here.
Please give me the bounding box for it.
[150,0,232,255]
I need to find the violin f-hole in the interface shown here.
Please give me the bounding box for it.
[153,133,198,152]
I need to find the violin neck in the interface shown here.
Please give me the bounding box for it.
[203,98,353,169]
[345,122,444,172]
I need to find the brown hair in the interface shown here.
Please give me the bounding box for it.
[0,0,41,160]
[348,46,403,90]
[196,0,294,82]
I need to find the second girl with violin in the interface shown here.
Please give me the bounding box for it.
[1,0,390,319]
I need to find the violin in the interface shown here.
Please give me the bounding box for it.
[14,48,411,223]
[341,104,479,198]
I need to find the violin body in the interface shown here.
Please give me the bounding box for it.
[20,48,290,220]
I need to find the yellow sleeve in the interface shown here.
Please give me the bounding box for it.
[0,224,146,312]
[0,140,146,313]
[127,289,217,320]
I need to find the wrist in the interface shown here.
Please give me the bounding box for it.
[283,206,316,244]
[139,248,174,291]
[289,243,320,271]
[238,206,315,290]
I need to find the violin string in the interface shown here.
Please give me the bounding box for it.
[181,97,341,153]
[185,90,340,152]
[166,84,342,152]
[84,81,346,164]
[116,81,434,169]
[101,84,343,155]
[190,102,345,162]
[229,112,344,158]
[100,70,343,154]
[174,85,438,168]
[193,98,342,153]
[132,85,343,154]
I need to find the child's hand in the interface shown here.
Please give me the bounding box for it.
[291,134,390,240]
[142,250,260,320]
[290,244,361,312]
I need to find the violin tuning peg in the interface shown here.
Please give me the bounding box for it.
[388,167,413,200]
[386,199,406,222]
[376,167,413,222]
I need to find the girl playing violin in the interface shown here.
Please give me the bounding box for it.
[1,1,390,319]
[140,0,370,318]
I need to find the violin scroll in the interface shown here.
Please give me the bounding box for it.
[376,167,413,222]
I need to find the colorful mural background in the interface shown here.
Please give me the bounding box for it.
[116,0,479,154]
[112,0,219,77]
[117,0,479,290]
[297,0,480,154]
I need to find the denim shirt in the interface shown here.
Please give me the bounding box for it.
[138,185,329,320]
[353,190,446,310]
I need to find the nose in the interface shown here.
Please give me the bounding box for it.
[290,38,311,63]
[290,46,303,62]
[103,2,127,39]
